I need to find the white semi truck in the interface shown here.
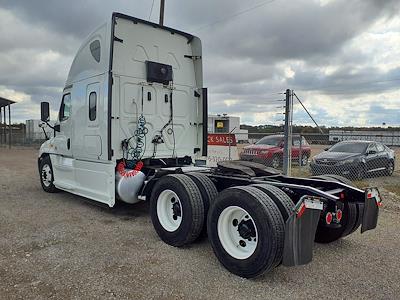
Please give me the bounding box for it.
[39,13,381,278]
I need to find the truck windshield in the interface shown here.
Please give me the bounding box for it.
[329,142,368,153]
[256,136,282,146]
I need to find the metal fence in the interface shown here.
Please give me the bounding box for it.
[0,130,47,148]
[238,132,399,184]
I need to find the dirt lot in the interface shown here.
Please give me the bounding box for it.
[1,148,400,299]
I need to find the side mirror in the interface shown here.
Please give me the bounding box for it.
[54,124,60,132]
[324,147,330,151]
[367,150,377,155]
[41,102,50,122]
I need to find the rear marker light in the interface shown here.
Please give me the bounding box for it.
[325,212,333,225]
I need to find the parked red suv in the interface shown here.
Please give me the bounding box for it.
[240,135,311,169]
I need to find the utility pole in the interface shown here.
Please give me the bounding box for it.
[283,89,292,175]
[159,0,165,26]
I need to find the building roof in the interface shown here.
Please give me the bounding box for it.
[0,96,16,108]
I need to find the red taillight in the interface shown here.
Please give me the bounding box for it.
[325,212,333,224]
[340,192,345,200]
[367,193,372,198]
[336,209,342,222]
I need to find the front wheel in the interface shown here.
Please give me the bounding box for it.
[300,153,309,166]
[207,186,284,278]
[271,155,281,169]
[39,156,58,193]
[354,164,366,180]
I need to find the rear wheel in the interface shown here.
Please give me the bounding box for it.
[186,172,218,236]
[385,160,394,176]
[150,174,205,247]
[207,186,284,278]
[251,184,294,221]
[314,201,357,243]
[320,175,363,235]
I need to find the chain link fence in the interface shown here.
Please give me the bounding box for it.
[237,132,399,187]
[0,128,48,148]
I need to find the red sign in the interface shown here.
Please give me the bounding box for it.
[208,134,237,146]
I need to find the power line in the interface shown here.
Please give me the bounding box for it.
[148,0,155,21]
[293,92,324,134]
[192,0,278,32]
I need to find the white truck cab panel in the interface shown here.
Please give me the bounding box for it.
[39,13,206,207]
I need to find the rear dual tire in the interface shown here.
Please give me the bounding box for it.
[207,186,285,278]
[313,174,361,243]
[150,174,205,247]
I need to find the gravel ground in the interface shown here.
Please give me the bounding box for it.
[1,148,400,300]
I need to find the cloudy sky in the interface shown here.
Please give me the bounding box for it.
[1,0,399,127]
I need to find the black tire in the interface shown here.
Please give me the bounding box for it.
[316,174,361,235]
[348,203,363,235]
[186,172,218,236]
[39,156,58,193]
[207,186,284,278]
[150,174,205,247]
[314,201,357,243]
[271,155,281,169]
[251,184,294,221]
[354,164,366,180]
[322,174,354,186]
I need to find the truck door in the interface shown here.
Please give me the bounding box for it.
[71,81,106,161]
[53,92,73,157]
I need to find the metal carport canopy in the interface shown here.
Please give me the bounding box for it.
[0,96,16,148]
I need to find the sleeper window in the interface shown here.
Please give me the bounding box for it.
[89,92,97,121]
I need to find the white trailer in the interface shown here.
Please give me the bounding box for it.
[38,13,381,278]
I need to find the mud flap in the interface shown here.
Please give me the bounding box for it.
[361,187,381,233]
[282,197,323,267]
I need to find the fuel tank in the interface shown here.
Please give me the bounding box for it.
[115,168,146,204]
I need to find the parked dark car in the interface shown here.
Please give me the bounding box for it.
[240,135,311,169]
[310,140,395,179]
